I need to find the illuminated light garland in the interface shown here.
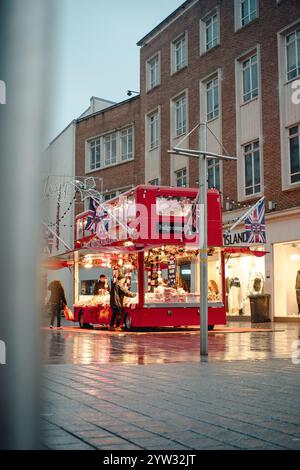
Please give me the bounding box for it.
[47,194,76,227]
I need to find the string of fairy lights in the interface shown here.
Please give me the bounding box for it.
[46,194,77,228]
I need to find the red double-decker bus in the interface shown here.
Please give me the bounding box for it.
[70,185,226,330]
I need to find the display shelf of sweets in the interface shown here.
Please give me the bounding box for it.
[207,290,222,302]
[76,293,110,307]
[124,295,139,309]
[162,287,179,303]
[185,293,200,303]
[145,292,159,303]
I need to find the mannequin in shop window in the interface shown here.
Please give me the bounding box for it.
[296,270,300,314]
[249,272,264,295]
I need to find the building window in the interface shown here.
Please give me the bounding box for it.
[149,178,159,186]
[242,54,258,103]
[121,127,133,161]
[147,54,160,90]
[286,29,300,81]
[289,125,300,184]
[104,192,117,201]
[206,78,219,121]
[205,13,219,51]
[149,111,160,150]
[174,94,187,137]
[87,127,134,172]
[208,160,220,189]
[89,138,101,170]
[241,0,257,26]
[172,33,187,72]
[104,132,117,166]
[244,141,260,196]
[176,168,187,187]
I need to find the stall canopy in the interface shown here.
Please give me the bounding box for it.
[41,250,74,270]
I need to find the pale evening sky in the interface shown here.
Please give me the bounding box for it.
[49,0,184,142]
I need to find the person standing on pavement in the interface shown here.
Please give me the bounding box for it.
[109,274,136,331]
[48,280,67,329]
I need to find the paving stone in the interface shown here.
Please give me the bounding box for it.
[42,323,300,450]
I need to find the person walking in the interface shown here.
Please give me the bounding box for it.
[48,280,67,329]
[109,274,136,331]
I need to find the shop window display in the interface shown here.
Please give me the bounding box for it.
[274,241,300,317]
[225,251,265,316]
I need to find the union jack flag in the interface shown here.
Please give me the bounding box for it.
[85,198,99,232]
[244,198,266,244]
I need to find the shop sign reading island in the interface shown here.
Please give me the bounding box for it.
[224,197,266,247]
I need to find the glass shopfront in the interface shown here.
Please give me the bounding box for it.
[274,240,300,317]
[225,250,265,316]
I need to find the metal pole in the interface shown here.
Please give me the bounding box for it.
[199,123,208,356]
[0,0,54,449]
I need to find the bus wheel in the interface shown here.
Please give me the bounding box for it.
[124,314,132,331]
[78,312,85,329]
[208,325,215,331]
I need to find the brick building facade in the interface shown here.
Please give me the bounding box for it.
[74,0,300,319]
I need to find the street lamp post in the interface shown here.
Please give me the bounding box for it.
[168,123,237,356]
[199,123,208,356]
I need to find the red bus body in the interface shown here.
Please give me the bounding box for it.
[72,185,226,329]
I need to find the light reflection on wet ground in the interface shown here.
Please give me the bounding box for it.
[42,321,300,365]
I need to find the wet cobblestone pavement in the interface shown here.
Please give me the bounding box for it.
[43,320,299,365]
[42,321,300,450]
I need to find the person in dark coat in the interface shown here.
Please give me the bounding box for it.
[109,274,136,330]
[93,274,109,295]
[48,280,67,329]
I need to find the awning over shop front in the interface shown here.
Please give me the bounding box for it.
[223,247,268,257]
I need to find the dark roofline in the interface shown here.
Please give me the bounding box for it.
[137,0,195,47]
[76,95,140,123]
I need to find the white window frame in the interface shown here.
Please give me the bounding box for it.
[234,0,258,31]
[89,138,101,171]
[173,93,187,137]
[120,127,133,162]
[175,168,187,187]
[242,53,259,103]
[207,159,221,189]
[149,178,160,186]
[148,110,160,150]
[200,7,220,55]
[86,126,134,173]
[286,29,300,82]
[288,124,300,185]
[171,31,188,74]
[243,141,261,196]
[104,191,117,201]
[206,77,219,121]
[104,132,117,166]
[146,52,160,91]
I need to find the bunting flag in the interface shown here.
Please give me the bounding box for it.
[85,198,99,232]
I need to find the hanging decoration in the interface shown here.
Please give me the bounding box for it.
[47,194,76,228]
[55,189,61,250]
[149,257,161,292]
[168,255,176,287]
[42,225,54,254]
